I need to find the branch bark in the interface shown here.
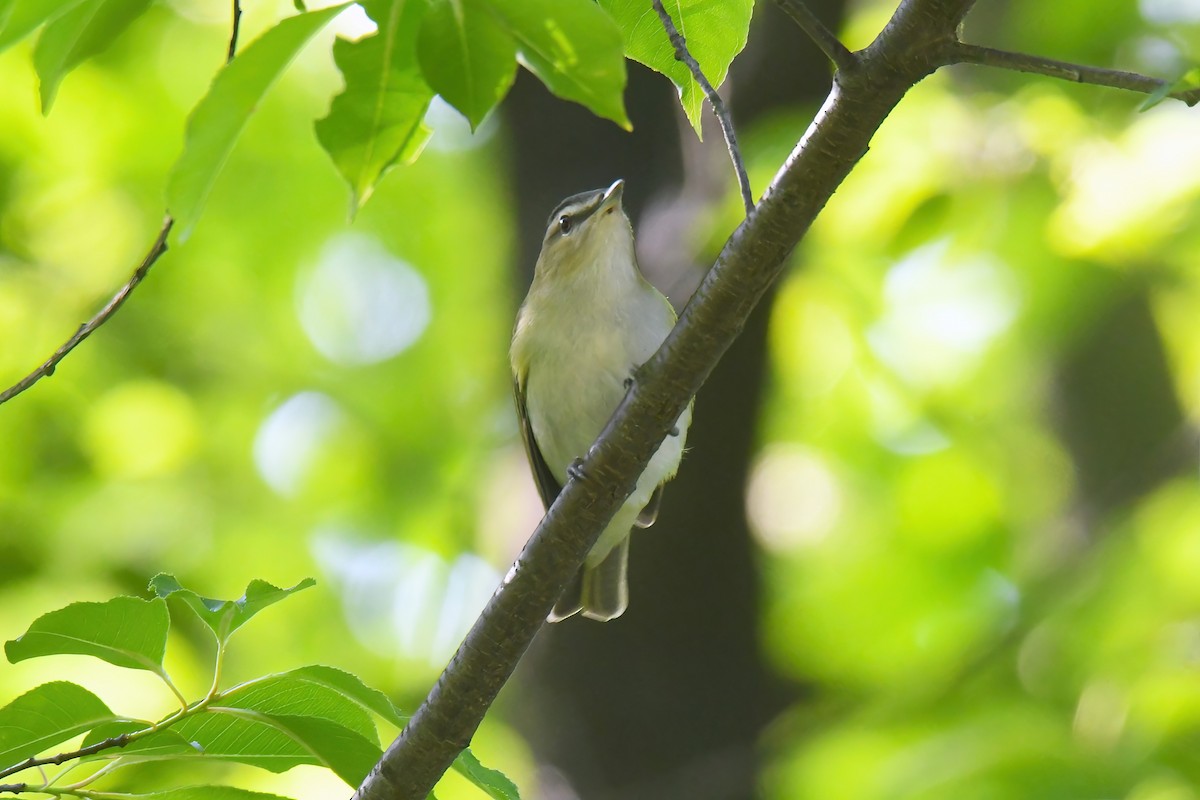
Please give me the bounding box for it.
[946,42,1200,106]
[352,1,975,798]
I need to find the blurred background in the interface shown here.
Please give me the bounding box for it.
[2,0,1200,798]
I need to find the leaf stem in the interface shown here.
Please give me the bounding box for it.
[650,0,755,215]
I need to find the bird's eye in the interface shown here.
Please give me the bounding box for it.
[559,215,572,234]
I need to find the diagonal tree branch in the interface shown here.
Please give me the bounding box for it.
[651,0,755,215]
[0,218,174,407]
[944,42,1200,106]
[773,0,857,73]
[0,0,246,409]
[352,1,979,799]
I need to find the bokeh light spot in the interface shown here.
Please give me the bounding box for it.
[82,381,200,479]
[298,233,431,366]
[746,446,842,551]
[253,391,345,497]
[868,240,1019,389]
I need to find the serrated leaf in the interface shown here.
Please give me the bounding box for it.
[149,574,315,645]
[0,682,118,769]
[121,787,297,800]
[0,0,89,52]
[417,0,515,129]
[171,708,381,786]
[598,0,751,134]
[316,0,434,211]
[254,665,407,728]
[166,4,351,240]
[33,0,151,113]
[220,669,380,742]
[453,748,521,800]
[485,0,628,128]
[5,596,168,672]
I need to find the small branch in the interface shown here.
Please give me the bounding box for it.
[773,0,856,73]
[0,735,130,782]
[227,0,243,62]
[651,0,755,215]
[0,218,174,407]
[945,42,1200,106]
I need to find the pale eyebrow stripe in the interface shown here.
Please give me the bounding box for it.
[546,191,604,229]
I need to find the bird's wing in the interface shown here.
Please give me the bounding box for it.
[514,372,563,510]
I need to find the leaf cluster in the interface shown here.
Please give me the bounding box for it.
[0,577,517,800]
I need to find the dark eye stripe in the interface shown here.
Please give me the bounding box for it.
[545,189,605,234]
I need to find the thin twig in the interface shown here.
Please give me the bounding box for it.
[945,42,1200,106]
[0,735,131,782]
[773,0,856,73]
[651,0,755,214]
[228,0,243,62]
[0,0,246,409]
[0,218,174,407]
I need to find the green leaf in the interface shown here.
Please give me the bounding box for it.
[0,0,88,53]
[5,596,168,672]
[316,0,435,212]
[171,709,381,786]
[220,668,381,742]
[485,0,628,128]
[1140,66,1200,111]
[149,574,315,645]
[0,682,118,769]
[597,0,752,134]
[166,4,351,240]
[122,788,298,800]
[453,748,521,800]
[260,665,407,728]
[33,0,152,113]
[417,0,516,129]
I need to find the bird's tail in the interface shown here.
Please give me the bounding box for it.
[548,535,629,623]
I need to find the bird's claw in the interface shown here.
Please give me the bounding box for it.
[567,458,587,481]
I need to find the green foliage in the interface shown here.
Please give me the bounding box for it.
[166,4,353,240]
[598,0,753,134]
[32,0,152,112]
[0,580,520,798]
[5,595,169,671]
[149,574,315,645]
[416,0,516,131]
[0,0,89,52]
[1140,65,1200,110]
[315,0,436,212]
[482,0,629,129]
[0,682,117,767]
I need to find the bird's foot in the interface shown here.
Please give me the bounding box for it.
[567,458,587,481]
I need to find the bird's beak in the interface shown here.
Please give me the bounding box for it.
[601,179,625,208]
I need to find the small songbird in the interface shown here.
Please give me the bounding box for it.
[510,179,692,622]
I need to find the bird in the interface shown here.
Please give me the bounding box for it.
[510,179,692,621]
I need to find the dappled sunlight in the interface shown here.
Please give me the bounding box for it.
[298,233,432,366]
[745,445,842,552]
[82,381,201,479]
[313,532,498,667]
[867,240,1020,390]
[1050,105,1200,260]
[253,391,346,497]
